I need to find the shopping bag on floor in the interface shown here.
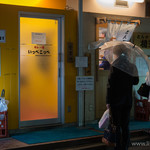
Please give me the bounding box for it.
[102,123,116,147]
[98,109,109,129]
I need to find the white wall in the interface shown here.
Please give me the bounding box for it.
[67,0,145,17]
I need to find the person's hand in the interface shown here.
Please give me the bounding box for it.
[106,104,110,109]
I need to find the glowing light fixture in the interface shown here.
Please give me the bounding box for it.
[0,0,41,7]
[121,0,144,3]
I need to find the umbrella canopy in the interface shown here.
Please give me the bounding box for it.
[99,41,150,77]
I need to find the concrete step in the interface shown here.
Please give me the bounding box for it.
[57,134,150,150]
[8,130,150,150]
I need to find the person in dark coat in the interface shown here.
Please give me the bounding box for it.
[106,45,139,150]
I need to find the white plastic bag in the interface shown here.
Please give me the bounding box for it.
[0,97,9,112]
[98,109,109,129]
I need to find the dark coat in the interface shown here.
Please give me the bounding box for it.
[106,55,139,109]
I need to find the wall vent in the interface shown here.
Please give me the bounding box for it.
[115,0,129,7]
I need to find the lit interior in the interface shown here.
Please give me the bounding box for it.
[0,0,66,9]
[20,17,58,121]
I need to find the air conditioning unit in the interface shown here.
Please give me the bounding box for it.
[115,0,129,7]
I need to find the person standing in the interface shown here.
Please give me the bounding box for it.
[99,55,110,70]
[106,45,139,150]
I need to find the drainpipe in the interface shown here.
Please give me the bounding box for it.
[78,0,84,126]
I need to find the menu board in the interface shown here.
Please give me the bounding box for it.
[133,32,150,49]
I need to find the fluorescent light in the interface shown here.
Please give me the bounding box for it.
[120,0,144,3]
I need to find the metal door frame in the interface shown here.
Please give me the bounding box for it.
[18,11,65,127]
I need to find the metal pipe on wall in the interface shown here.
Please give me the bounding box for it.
[78,0,84,126]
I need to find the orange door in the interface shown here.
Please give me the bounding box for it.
[19,15,62,127]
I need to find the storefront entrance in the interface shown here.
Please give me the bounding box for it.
[19,13,64,127]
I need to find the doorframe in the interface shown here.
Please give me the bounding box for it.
[18,11,65,128]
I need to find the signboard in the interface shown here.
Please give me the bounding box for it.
[67,42,74,62]
[75,57,88,68]
[32,32,46,44]
[20,45,51,56]
[133,32,150,49]
[0,30,6,43]
[116,23,136,41]
[76,76,94,91]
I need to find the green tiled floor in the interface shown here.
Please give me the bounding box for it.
[12,121,150,144]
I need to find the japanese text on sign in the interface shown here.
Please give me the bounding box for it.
[134,33,150,49]
[76,76,94,91]
[28,50,50,55]
[117,23,136,42]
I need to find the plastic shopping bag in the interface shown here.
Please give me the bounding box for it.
[0,97,9,112]
[98,109,109,129]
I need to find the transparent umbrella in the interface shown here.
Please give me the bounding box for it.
[99,41,150,77]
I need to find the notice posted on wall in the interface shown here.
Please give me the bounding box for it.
[32,32,46,44]
[76,76,94,91]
